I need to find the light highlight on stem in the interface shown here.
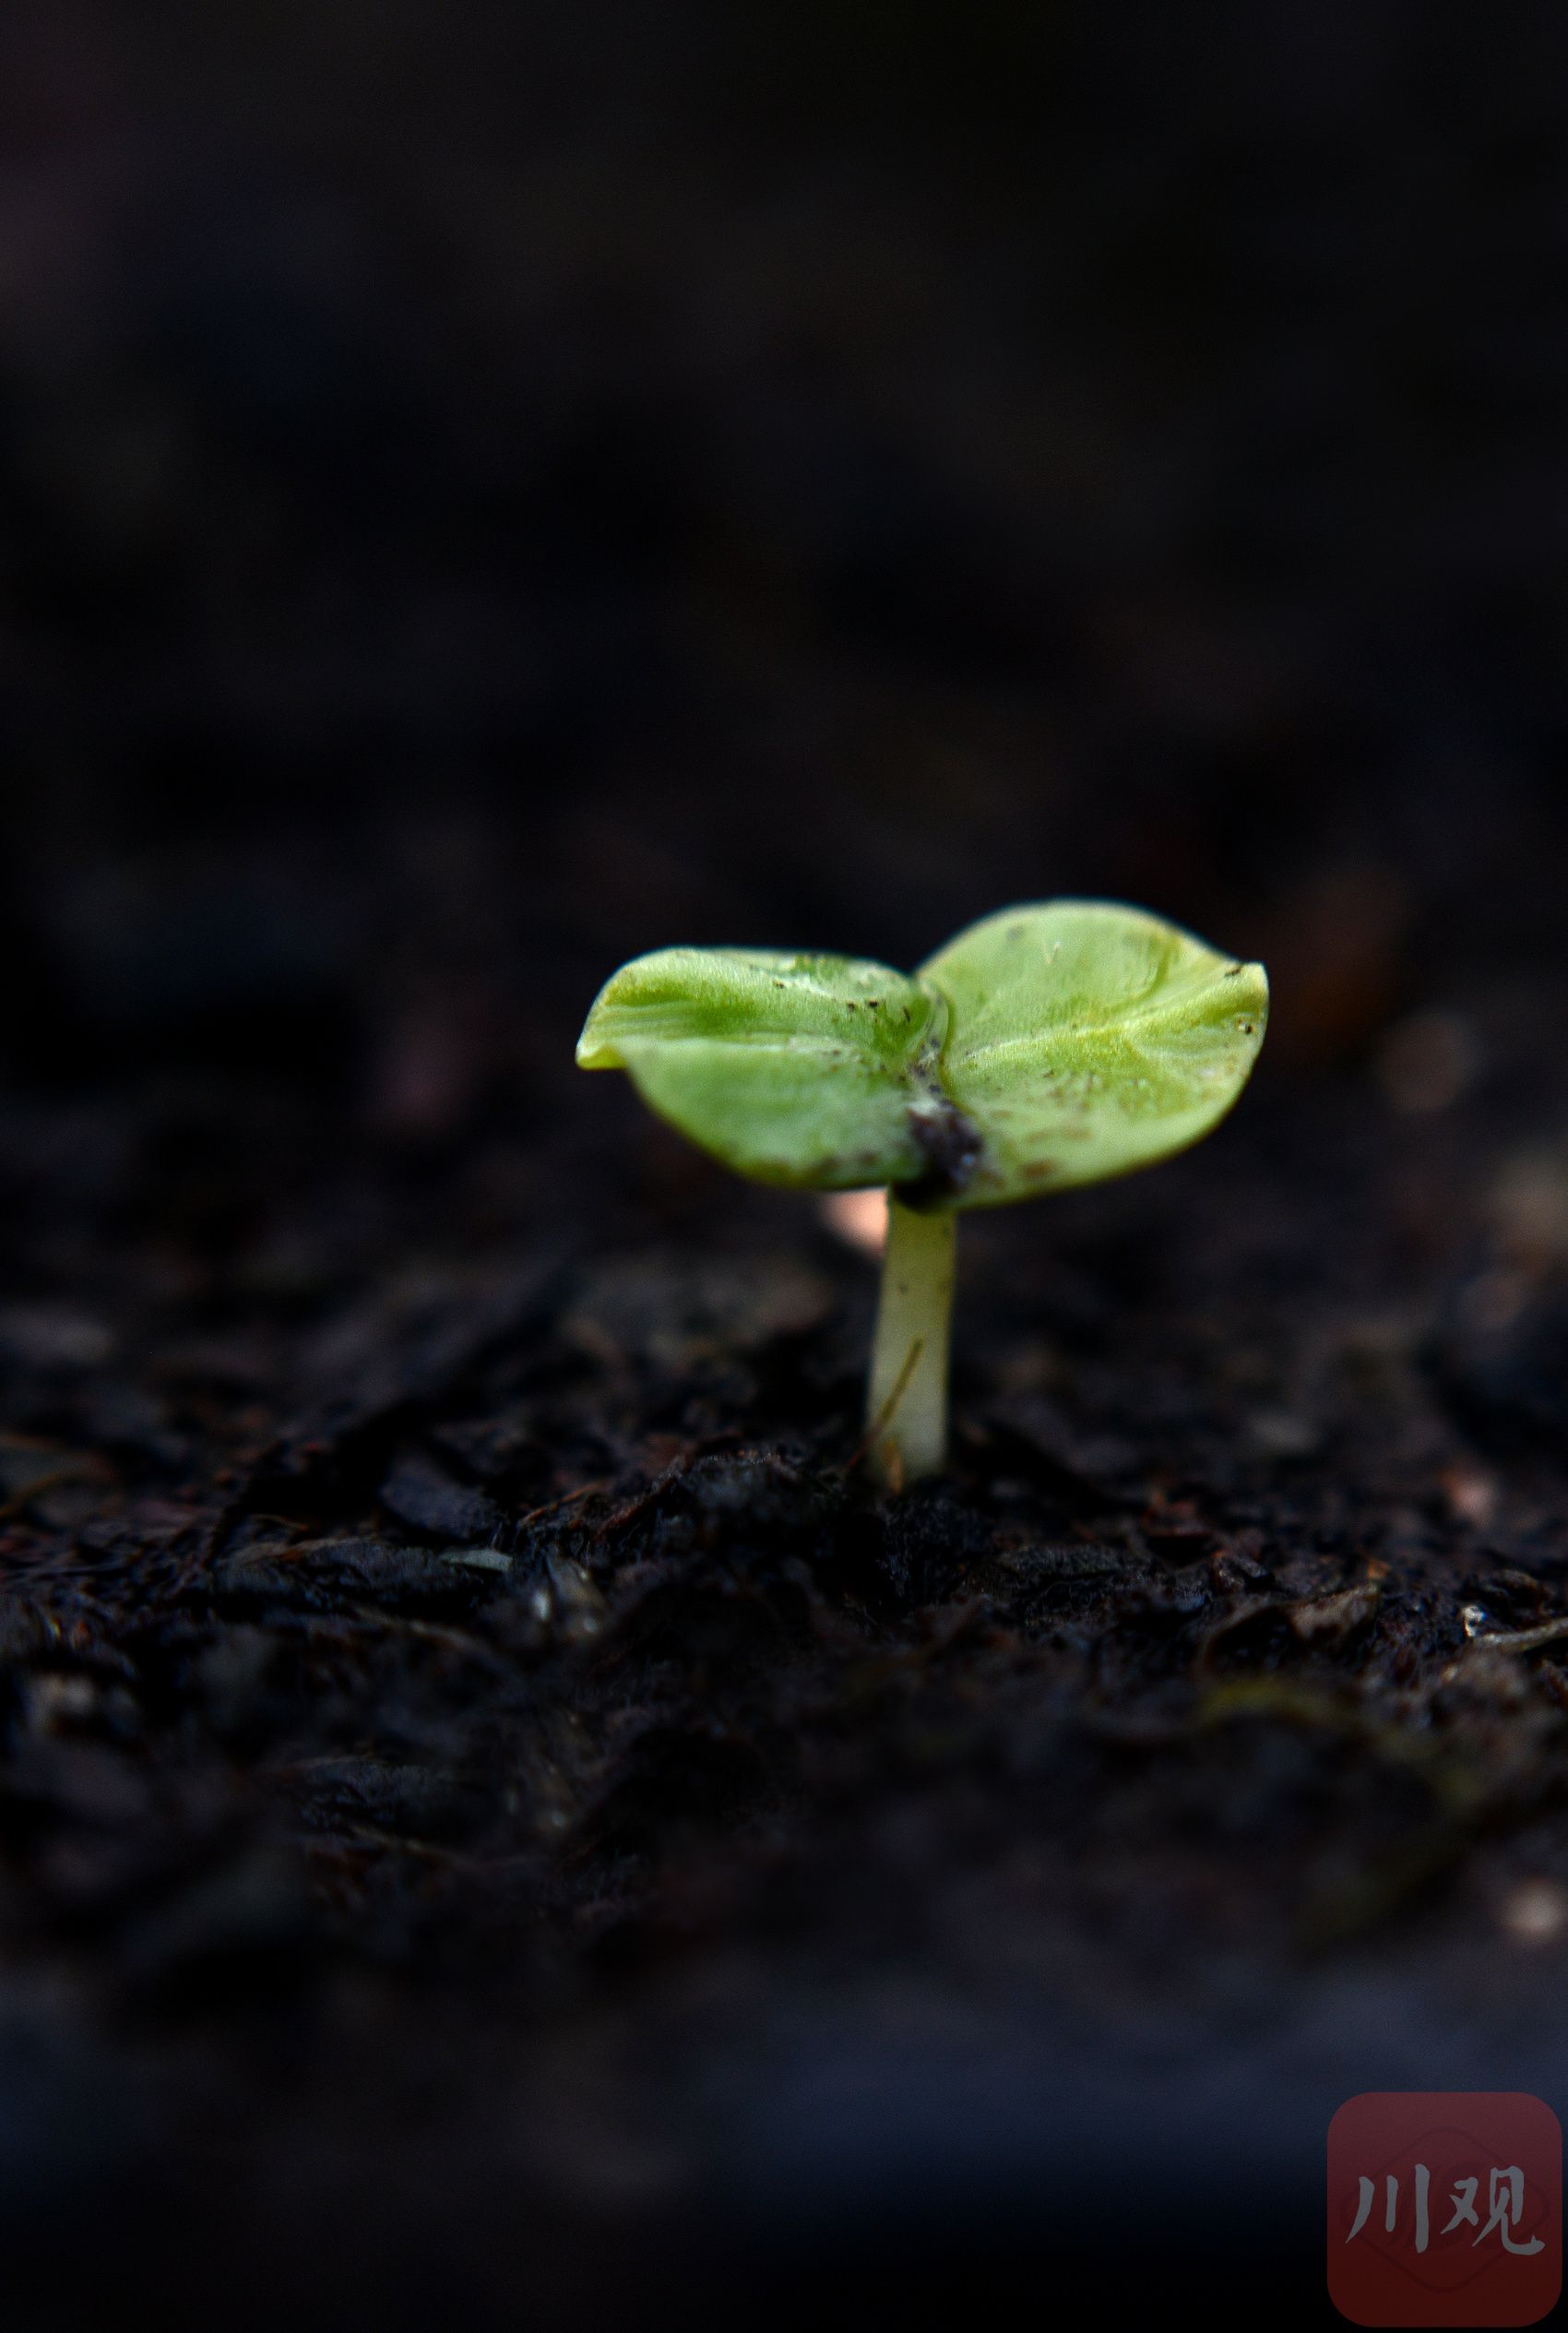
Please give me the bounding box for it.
[865,1196,956,1489]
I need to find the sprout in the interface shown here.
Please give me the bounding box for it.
[577,900,1268,1488]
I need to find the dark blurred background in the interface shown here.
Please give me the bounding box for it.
[4,4,1568,2327]
[5,0,1566,1108]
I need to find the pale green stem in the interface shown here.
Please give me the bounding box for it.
[865,1195,956,1490]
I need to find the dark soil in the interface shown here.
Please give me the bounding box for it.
[5,5,1568,2326]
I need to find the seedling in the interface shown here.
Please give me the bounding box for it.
[577,900,1267,1488]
